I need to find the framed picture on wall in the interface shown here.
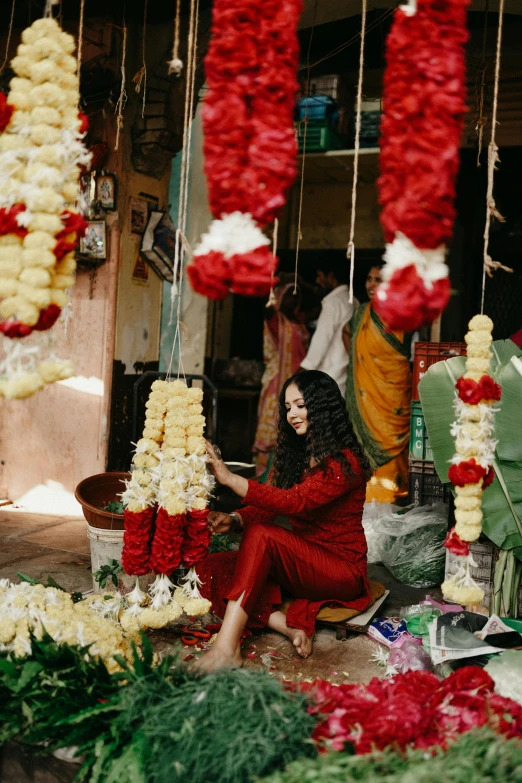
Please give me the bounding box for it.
[129,196,149,235]
[96,173,117,210]
[80,220,107,259]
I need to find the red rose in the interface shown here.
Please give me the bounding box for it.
[230,246,278,297]
[479,375,502,401]
[444,527,470,556]
[0,205,28,238]
[0,320,33,338]
[58,210,88,240]
[33,304,62,332]
[188,251,232,300]
[456,377,483,405]
[373,265,427,331]
[0,92,14,133]
[448,458,486,487]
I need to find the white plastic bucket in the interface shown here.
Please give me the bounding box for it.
[87,524,154,594]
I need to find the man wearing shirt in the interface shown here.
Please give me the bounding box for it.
[300,261,357,397]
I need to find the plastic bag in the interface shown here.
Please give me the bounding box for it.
[362,501,399,563]
[388,639,434,674]
[373,503,448,588]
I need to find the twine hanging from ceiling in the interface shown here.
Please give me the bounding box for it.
[346,0,368,305]
[480,0,512,314]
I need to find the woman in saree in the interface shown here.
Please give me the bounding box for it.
[342,266,412,504]
[253,278,310,478]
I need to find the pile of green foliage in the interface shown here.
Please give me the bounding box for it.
[259,727,522,783]
[0,634,316,783]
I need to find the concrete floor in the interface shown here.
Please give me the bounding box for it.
[0,509,442,685]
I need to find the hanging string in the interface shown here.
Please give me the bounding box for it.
[480,0,512,314]
[266,219,279,308]
[114,19,128,151]
[132,0,148,118]
[346,0,367,304]
[475,0,489,167]
[44,0,59,18]
[168,0,183,75]
[293,0,318,294]
[166,0,199,378]
[77,0,85,77]
[0,0,16,75]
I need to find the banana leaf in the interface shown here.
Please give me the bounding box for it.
[418,340,522,562]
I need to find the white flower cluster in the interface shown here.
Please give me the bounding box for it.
[194,211,270,258]
[122,378,215,515]
[0,579,138,673]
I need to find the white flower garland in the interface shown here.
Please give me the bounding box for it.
[0,17,91,399]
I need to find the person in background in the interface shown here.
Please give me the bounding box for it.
[300,260,358,396]
[253,276,310,478]
[343,264,412,504]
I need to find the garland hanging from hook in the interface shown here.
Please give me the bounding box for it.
[187,0,303,300]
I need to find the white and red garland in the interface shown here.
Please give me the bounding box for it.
[442,314,501,606]
[0,17,90,398]
[121,379,215,618]
[375,0,470,331]
[187,0,302,300]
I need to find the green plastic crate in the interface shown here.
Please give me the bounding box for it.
[296,120,342,153]
[409,401,433,461]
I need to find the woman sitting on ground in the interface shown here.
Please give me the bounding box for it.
[196,369,372,673]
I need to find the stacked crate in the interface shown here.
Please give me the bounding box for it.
[408,342,467,506]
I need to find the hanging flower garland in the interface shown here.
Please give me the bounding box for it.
[374,0,470,331]
[442,314,501,606]
[187,0,302,300]
[0,17,90,398]
[121,379,214,619]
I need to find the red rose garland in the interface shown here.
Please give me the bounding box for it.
[122,506,156,576]
[374,0,470,330]
[188,0,302,300]
[149,507,185,574]
[182,509,211,568]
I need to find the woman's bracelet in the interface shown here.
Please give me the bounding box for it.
[229,512,242,532]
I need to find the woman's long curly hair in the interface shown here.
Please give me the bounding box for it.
[271,370,371,489]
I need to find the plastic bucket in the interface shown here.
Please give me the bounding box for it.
[74,472,129,530]
[87,524,154,594]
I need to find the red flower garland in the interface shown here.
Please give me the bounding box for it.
[374,0,470,331]
[182,509,211,568]
[121,507,156,576]
[149,508,185,575]
[299,667,522,754]
[188,0,302,300]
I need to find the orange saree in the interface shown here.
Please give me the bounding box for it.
[345,302,412,503]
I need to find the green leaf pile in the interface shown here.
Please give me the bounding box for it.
[259,727,522,783]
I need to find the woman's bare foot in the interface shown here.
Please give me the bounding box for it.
[192,644,243,674]
[267,610,313,658]
[286,627,313,658]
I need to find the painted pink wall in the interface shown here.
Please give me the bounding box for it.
[0,217,119,501]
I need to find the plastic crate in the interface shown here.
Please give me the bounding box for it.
[297,94,337,121]
[296,120,342,152]
[409,402,433,461]
[412,342,467,400]
[409,460,450,506]
[445,539,522,615]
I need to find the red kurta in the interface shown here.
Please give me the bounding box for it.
[198,449,371,637]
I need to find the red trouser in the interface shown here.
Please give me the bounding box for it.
[199,520,365,637]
